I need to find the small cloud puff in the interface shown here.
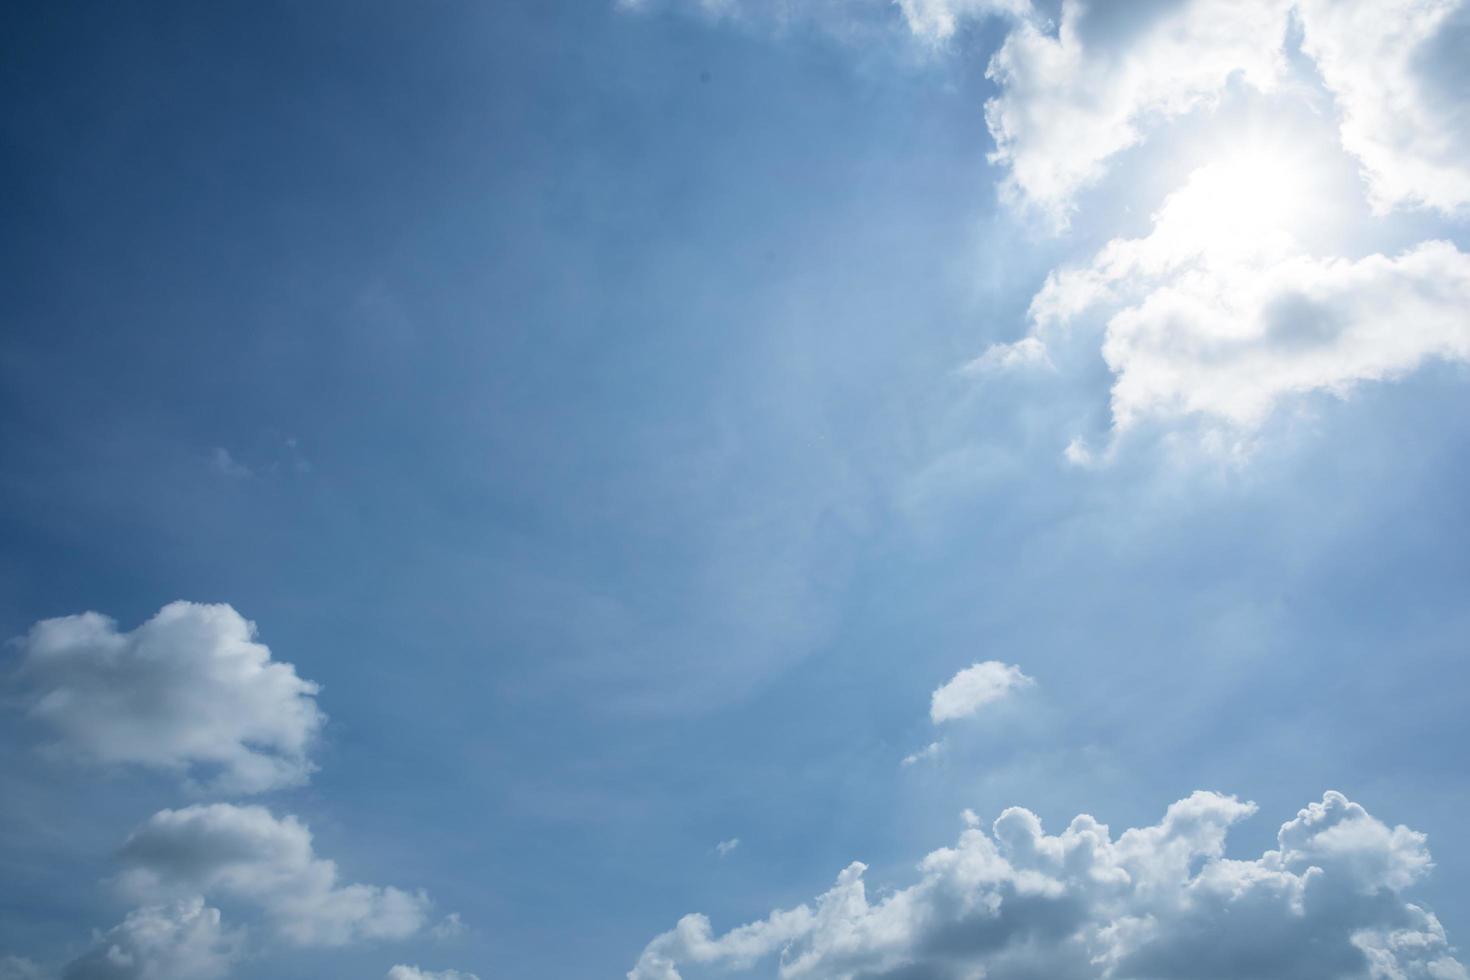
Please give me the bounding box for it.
[430,913,467,940]
[901,740,945,767]
[386,968,480,980]
[929,661,1034,723]
[960,337,1053,376]
[629,791,1466,980]
[13,602,324,795]
[715,838,741,857]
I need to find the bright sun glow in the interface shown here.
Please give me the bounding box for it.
[1154,138,1318,261]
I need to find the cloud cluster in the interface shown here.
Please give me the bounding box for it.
[1026,160,1470,437]
[61,899,240,980]
[113,804,430,948]
[4,602,445,980]
[621,0,1470,225]
[15,602,324,795]
[629,791,1467,980]
[983,0,1291,225]
[960,0,1470,224]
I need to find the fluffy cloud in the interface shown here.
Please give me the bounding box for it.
[629,791,1467,980]
[1027,158,1470,437]
[982,0,1291,224]
[385,968,480,980]
[117,803,430,947]
[62,899,239,980]
[1298,0,1470,215]
[977,0,1470,223]
[13,602,324,795]
[930,661,1034,722]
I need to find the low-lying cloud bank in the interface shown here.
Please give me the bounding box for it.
[629,791,1466,979]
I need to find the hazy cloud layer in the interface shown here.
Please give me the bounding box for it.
[14,602,324,794]
[117,804,431,948]
[630,791,1466,979]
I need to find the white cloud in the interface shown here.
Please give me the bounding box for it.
[975,0,1470,224]
[629,790,1466,980]
[983,0,1292,224]
[716,838,742,857]
[901,739,945,766]
[960,336,1053,375]
[14,602,324,795]
[117,803,430,948]
[1298,0,1470,215]
[430,913,467,940]
[1027,159,1470,437]
[386,968,480,980]
[62,899,239,980]
[929,661,1034,722]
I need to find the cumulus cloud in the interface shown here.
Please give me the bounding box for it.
[385,968,480,980]
[117,803,430,948]
[983,0,1291,224]
[62,899,239,980]
[1298,0,1470,215]
[1027,159,1470,436]
[976,0,1470,223]
[12,602,324,795]
[629,790,1466,980]
[930,661,1034,723]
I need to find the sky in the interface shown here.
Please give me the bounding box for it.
[1,1,1469,978]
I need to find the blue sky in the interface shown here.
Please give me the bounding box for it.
[2,2,1469,979]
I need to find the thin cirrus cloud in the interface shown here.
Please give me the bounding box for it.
[13,602,324,795]
[629,791,1466,980]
